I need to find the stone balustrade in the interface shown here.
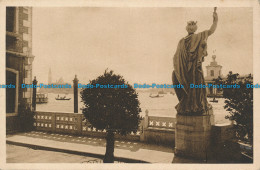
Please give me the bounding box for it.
[148,116,175,129]
[140,112,176,146]
[33,111,235,151]
[33,111,177,144]
[33,111,141,141]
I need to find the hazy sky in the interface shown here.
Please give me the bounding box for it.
[32,7,253,84]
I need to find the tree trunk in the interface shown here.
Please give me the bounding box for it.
[103,130,115,163]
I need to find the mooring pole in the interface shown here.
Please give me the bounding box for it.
[32,76,37,111]
[73,75,78,113]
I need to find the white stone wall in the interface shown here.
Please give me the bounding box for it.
[206,65,222,79]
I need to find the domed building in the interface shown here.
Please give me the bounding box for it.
[205,54,223,97]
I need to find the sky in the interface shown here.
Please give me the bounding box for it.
[32,7,253,84]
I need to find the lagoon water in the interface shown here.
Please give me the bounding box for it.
[36,92,230,124]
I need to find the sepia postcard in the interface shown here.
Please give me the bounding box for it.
[0,0,260,169]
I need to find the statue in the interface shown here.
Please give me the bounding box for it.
[172,8,218,115]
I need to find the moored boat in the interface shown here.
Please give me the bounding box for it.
[149,93,164,98]
[36,93,48,104]
[55,94,71,100]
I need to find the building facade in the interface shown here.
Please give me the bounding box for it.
[205,54,223,97]
[6,7,34,133]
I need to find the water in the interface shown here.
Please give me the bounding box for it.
[36,92,231,124]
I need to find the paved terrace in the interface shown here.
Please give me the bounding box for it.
[7,144,104,163]
[7,131,179,163]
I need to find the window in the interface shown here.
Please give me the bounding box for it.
[6,36,17,51]
[210,70,214,77]
[6,7,15,32]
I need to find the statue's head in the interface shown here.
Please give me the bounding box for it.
[186,21,197,34]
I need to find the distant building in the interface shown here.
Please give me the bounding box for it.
[55,77,66,85]
[6,7,35,132]
[205,54,223,97]
[38,76,73,94]
[205,54,222,80]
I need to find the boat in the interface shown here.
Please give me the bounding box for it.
[36,93,48,104]
[149,93,164,98]
[55,94,71,100]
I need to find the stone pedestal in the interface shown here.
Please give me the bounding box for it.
[175,109,215,160]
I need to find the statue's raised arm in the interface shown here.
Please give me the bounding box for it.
[208,7,218,36]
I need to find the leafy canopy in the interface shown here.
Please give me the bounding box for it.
[214,71,253,144]
[81,70,142,135]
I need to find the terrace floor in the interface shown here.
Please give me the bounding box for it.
[6,131,177,163]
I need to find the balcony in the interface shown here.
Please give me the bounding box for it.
[6,31,20,39]
[6,50,29,58]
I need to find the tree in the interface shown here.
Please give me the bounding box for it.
[215,71,253,144]
[81,69,142,163]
